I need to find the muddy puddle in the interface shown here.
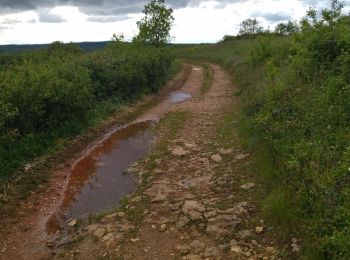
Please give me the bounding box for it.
[47,121,155,233]
[169,92,192,104]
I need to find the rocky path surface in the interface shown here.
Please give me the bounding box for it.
[55,64,280,260]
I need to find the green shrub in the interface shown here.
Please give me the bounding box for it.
[0,41,174,180]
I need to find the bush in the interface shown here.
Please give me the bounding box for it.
[0,41,174,180]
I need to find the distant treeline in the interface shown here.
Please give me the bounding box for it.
[0,41,109,54]
[0,41,174,180]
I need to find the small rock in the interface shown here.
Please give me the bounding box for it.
[176,216,190,228]
[154,169,162,174]
[159,224,167,232]
[151,193,167,203]
[211,154,222,163]
[171,147,191,156]
[93,227,106,238]
[238,229,252,240]
[131,196,142,203]
[291,243,300,253]
[67,219,77,227]
[24,164,32,172]
[102,233,114,243]
[255,226,264,234]
[118,212,125,218]
[182,200,205,220]
[204,210,217,219]
[265,246,276,254]
[231,245,242,253]
[130,238,140,243]
[184,254,201,260]
[190,240,205,252]
[218,148,234,155]
[175,245,190,255]
[155,159,162,165]
[184,143,198,150]
[235,153,250,160]
[104,213,117,219]
[86,224,99,234]
[240,183,256,190]
[230,239,238,246]
[204,247,220,257]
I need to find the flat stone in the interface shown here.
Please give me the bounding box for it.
[204,247,220,257]
[86,224,99,234]
[231,245,242,253]
[104,213,117,219]
[175,245,190,255]
[171,147,191,156]
[151,193,167,203]
[237,229,252,240]
[67,219,77,227]
[265,246,276,254]
[182,200,205,220]
[93,227,106,238]
[153,169,162,174]
[235,153,250,160]
[240,183,256,190]
[211,154,222,163]
[218,148,234,155]
[118,212,125,218]
[102,233,114,243]
[176,216,190,228]
[131,196,142,203]
[190,240,205,253]
[184,254,201,260]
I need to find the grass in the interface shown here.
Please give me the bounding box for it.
[200,63,213,94]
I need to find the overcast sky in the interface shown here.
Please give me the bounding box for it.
[0,0,349,45]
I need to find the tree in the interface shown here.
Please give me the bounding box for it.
[275,21,299,35]
[133,0,174,47]
[238,18,263,36]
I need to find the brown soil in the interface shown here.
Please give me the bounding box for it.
[0,64,281,260]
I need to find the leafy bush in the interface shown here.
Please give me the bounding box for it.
[0,41,174,180]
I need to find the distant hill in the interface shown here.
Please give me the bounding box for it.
[0,41,110,53]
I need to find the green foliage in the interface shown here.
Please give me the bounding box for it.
[0,41,174,180]
[174,0,350,257]
[133,0,174,47]
[239,18,264,37]
[244,1,350,258]
[275,21,300,36]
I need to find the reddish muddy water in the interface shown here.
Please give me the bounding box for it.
[47,120,155,232]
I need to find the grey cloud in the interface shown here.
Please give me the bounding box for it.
[252,12,291,22]
[39,10,66,23]
[0,0,246,15]
[0,0,347,16]
[2,17,36,24]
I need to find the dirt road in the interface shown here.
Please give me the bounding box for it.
[1,64,279,259]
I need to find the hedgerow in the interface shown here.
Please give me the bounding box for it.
[0,42,174,180]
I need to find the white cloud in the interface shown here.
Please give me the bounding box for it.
[0,0,348,44]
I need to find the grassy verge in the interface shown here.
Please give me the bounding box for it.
[174,18,350,257]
